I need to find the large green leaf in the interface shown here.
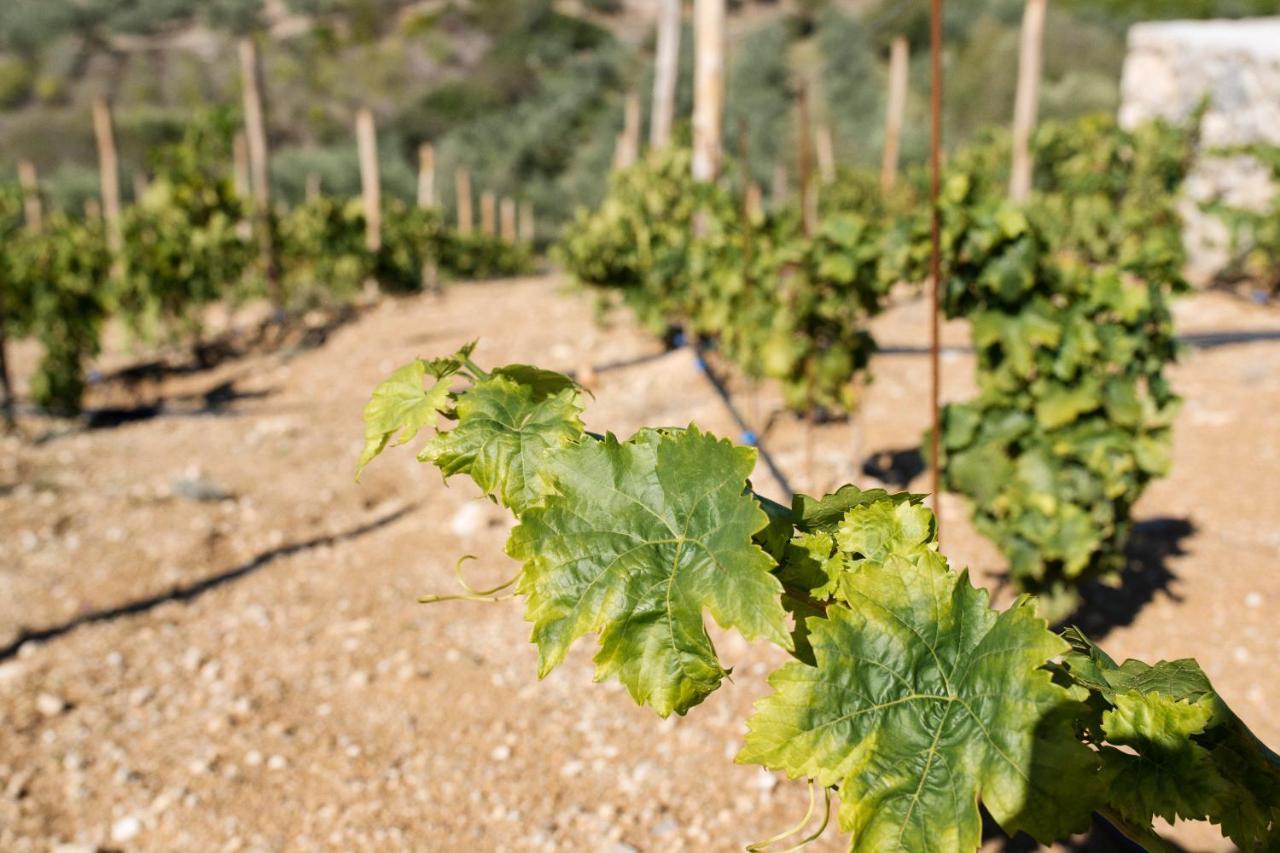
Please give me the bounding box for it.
[1061,629,1280,849]
[418,374,585,514]
[740,504,1098,850]
[355,359,452,479]
[508,426,790,717]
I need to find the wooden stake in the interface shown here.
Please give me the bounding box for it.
[356,107,381,252]
[500,197,517,243]
[745,183,763,220]
[305,172,321,202]
[415,146,438,294]
[619,91,642,168]
[133,172,149,202]
[881,35,909,193]
[929,0,944,535]
[692,0,725,182]
[0,273,11,425]
[91,96,122,254]
[611,132,629,171]
[797,83,817,236]
[17,161,41,233]
[770,162,788,209]
[9,160,37,422]
[1009,0,1047,202]
[84,198,102,220]
[417,143,435,208]
[816,123,836,185]
[651,0,681,149]
[480,191,496,237]
[0,309,11,428]
[455,168,473,234]
[232,132,251,198]
[519,201,535,244]
[736,119,753,216]
[238,36,280,310]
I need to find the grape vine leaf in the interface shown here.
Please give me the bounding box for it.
[489,363,583,401]
[740,504,1098,850]
[418,374,585,514]
[355,359,452,479]
[791,483,924,535]
[1099,689,1226,827]
[508,426,791,717]
[1060,628,1280,849]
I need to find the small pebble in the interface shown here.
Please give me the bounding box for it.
[652,816,679,836]
[36,692,66,717]
[752,768,778,793]
[450,502,487,537]
[111,815,142,843]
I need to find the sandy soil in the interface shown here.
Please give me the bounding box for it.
[0,275,1276,852]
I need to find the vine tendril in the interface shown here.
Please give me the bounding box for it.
[746,779,832,853]
[418,555,519,604]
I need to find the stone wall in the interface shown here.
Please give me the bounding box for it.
[1119,18,1280,281]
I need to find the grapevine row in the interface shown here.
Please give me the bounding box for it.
[0,116,532,418]
[558,111,1197,618]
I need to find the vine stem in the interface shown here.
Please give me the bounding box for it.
[1097,807,1179,853]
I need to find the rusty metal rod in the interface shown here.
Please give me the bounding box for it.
[929,0,944,537]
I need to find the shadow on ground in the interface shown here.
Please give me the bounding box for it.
[0,503,416,662]
[94,302,368,393]
[26,377,279,442]
[862,446,926,489]
[1061,517,1193,640]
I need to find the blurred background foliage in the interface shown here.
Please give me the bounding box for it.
[0,0,1271,231]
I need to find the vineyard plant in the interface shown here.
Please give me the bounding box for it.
[0,120,533,418]
[358,343,1280,851]
[917,116,1197,618]
[560,112,1199,620]
[2,211,110,415]
[558,146,893,415]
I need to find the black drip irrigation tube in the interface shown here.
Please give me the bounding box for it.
[687,336,795,499]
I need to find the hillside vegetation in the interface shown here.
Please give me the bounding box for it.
[0,0,1272,231]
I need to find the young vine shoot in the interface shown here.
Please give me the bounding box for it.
[358,342,1280,851]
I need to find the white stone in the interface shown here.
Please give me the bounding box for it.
[752,767,779,793]
[111,815,142,843]
[36,692,66,717]
[0,661,25,686]
[449,501,488,537]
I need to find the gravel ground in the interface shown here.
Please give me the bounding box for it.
[0,275,1276,852]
